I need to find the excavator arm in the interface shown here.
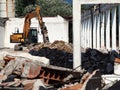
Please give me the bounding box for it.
[23,6,49,43]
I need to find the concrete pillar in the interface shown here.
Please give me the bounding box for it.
[97,15,100,49]
[100,13,105,49]
[106,10,110,50]
[119,5,120,49]
[112,7,116,50]
[83,21,85,48]
[73,0,81,70]
[93,15,97,49]
[87,19,90,48]
[81,22,85,48]
[89,18,92,48]
[84,21,87,48]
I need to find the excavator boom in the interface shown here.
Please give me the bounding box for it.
[23,6,49,43]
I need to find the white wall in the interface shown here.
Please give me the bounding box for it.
[0,26,5,48]
[4,15,69,48]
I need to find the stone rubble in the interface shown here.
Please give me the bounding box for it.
[0,41,120,89]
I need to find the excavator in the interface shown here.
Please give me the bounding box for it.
[10,6,49,50]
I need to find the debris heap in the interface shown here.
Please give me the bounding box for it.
[82,48,116,74]
[0,54,81,90]
[29,40,73,68]
[29,41,120,74]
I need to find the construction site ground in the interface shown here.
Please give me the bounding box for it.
[0,41,120,90]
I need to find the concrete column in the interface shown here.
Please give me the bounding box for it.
[93,15,97,49]
[89,18,92,48]
[83,22,85,48]
[84,21,87,48]
[83,21,85,48]
[106,10,110,50]
[81,23,84,47]
[86,21,88,48]
[119,6,120,49]
[100,13,105,49]
[112,7,116,50]
[73,0,81,70]
[97,15,100,49]
[87,19,90,48]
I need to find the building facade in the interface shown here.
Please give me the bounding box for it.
[0,0,15,18]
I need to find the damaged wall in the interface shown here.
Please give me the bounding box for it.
[0,0,15,18]
[4,15,69,48]
[0,26,5,48]
[0,18,7,48]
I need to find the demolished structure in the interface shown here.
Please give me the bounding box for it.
[0,41,119,90]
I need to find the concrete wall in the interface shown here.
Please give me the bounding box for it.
[4,15,69,48]
[0,0,15,18]
[0,26,5,48]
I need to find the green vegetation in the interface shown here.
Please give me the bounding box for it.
[15,0,72,17]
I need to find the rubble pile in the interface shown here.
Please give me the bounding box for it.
[29,41,120,74]
[29,40,73,68]
[81,48,120,74]
[0,54,82,90]
[59,70,101,90]
[0,46,120,89]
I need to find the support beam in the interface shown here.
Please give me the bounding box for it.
[97,15,100,49]
[73,0,81,70]
[81,22,84,48]
[106,10,110,50]
[119,5,120,49]
[84,21,87,48]
[82,22,85,48]
[93,15,97,49]
[88,19,91,48]
[100,13,105,49]
[112,7,116,50]
[89,18,92,48]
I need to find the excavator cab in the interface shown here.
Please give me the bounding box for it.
[27,28,38,43]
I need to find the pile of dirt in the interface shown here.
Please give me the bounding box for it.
[29,41,120,74]
[28,40,73,53]
[29,40,73,68]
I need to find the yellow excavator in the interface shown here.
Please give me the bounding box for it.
[10,6,49,50]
